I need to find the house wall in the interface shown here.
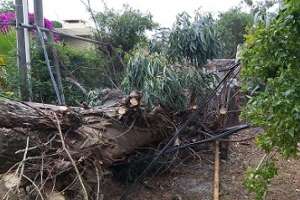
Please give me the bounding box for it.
[61,37,94,49]
[56,19,95,49]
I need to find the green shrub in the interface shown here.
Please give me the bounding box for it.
[216,8,253,58]
[241,0,300,198]
[241,0,300,157]
[3,41,109,105]
[33,44,109,104]
[0,30,17,96]
[95,5,157,53]
[244,161,277,200]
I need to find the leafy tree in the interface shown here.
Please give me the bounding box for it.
[0,0,14,12]
[216,8,253,58]
[241,0,300,198]
[167,12,220,66]
[37,44,111,104]
[242,0,280,25]
[95,5,157,53]
[3,41,109,104]
[52,20,62,28]
[149,27,170,55]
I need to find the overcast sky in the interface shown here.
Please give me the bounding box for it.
[29,0,244,27]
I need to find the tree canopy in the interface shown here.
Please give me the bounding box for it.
[95,5,157,53]
[216,8,253,58]
[167,12,220,66]
[0,0,14,12]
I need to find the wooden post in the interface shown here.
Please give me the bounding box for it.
[33,0,44,27]
[213,141,220,200]
[23,0,32,99]
[49,32,65,104]
[34,0,65,105]
[15,0,32,101]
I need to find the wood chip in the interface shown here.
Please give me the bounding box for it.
[2,173,19,189]
[46,192,65,200]
[129,91,139,98]
[118,107,127,115]
[220,106,227,115]
[130,98,139,107]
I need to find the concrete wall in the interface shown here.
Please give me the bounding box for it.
[56,20,95,49]
[61,37,95,49]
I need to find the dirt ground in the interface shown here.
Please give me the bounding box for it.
[103,128,300,200]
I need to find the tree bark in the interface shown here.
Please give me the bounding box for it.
[0,96,172,173]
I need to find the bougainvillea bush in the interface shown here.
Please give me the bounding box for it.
[0,11,53,32]
[0,11,55,57]
[0,11,57,97]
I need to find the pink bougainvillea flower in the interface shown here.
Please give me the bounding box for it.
[0,11,59,40]
[0,12,15,32]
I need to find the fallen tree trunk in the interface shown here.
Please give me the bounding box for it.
[0,96,172,171]
[0,94,175,199]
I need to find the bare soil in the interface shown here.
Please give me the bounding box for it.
[103,128,300,200]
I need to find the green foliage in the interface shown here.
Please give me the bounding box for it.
[0,30,15,57]
[243,68,300,156]
[52,20,62,28]
[122,48,217,110]
[216,8,253,58]
[3,41,109,104]
[242,0,300,198]
[241,0,300,157]
[242,0,278,25]
[244,161,277,200]
[149,28,170,55]
[167,12,220,66]
[55,44,110,89]
[0,0,14,12]
[122,49,185,110]
[95,5,157,52]
[0,30,16,92]
[33,44,109,104]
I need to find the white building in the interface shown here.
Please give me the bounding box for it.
[56,19,94,49]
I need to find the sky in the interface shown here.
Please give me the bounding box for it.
[28,0,244,28]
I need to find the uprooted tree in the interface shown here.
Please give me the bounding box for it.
[0,91,174,199]
[0,3,246,199]
[0,58,243,199]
